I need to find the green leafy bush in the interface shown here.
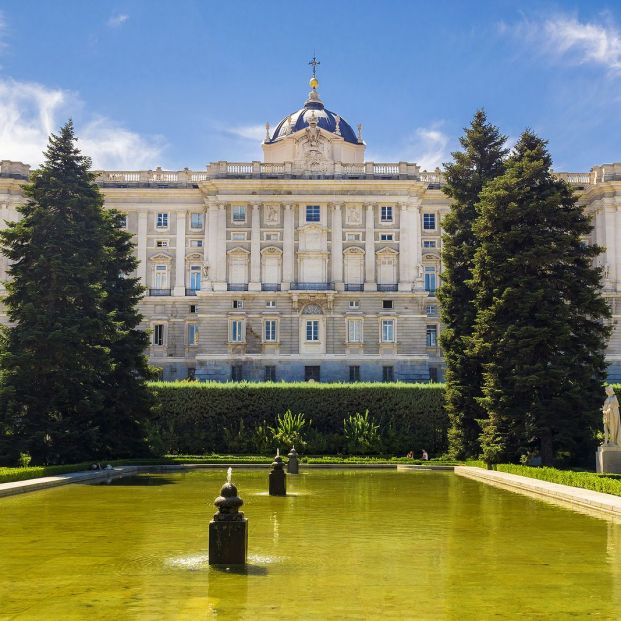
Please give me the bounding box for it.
[269,410,310,450]
[147,381,447,455]
[343,410,381,454]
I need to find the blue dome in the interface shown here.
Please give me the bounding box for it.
[270,97,359,145]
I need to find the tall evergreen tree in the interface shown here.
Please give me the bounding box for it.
[0,121,152,464]
[471,130,611,466]
[438,110,507,458]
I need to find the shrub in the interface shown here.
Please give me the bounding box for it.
[269,410,310,450]
[147,382,447,455]
[343,410,381,454]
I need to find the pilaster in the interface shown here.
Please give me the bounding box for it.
[364,203,376,291]
[137,211,148,285]
[605,200,617,289]
[410,198,423,290]
[398,202,412,291]
[282,204,294,290]
[173,210,187,296]
[331,203,343,289]
[213,204,228,290]
[249,203,262,291]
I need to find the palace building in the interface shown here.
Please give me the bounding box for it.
[1,71,621,382]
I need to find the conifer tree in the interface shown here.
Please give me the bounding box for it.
[0,121,152,464]
[438,110,507,458]
[471,130,611,466]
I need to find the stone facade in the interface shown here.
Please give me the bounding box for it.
[0,84,620,383]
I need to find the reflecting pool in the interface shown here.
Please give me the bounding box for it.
[1,469,621,620]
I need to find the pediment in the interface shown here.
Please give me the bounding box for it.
[227,246,250,255]
[261,246,283,255]
[343,246,365,255]
[376,246,399,256]
[149,252,172,262]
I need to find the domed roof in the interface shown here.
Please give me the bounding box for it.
[268,82,360,145]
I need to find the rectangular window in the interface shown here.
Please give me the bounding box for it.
[187,323,198,346]
[156,240,168,247]
[381,206,393,222]
[232,206,246,223]
[189,265,201,291]
[305,365,320,382]
[230,320,244,342]
[382,366,394,382]
[347,319,363,343]
[349,365,361,382]
[154,265,168,289]
[423,240,437,248]
[189,304,197,314]
[232,300,244,309]
[190,239,204,247]
[423,213,436,230]
[306,320,319,341]
[380,233,394,241]
[381,319,395,343]
[429,366,439,383]
[264,232,280,241]
[187,367,196,380]
[265,365,276,382]
[346,232,361,241]
[231,232,247,241]
[426,325,438,347]
[266,300,277,308]
[426,304,438,316]
[231,365,243,381]
[190,213,203,229]
[382,300,393,310]
[349,300,360,309]
[153,324,164,346]
[264,319,277,342]
[306,205,320,222]
[156,213,169,228]
[424,267,437,294]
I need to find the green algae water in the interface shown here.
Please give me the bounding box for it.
[1,469,621,620]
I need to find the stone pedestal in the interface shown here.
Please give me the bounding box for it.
[287,447,299,474]
[269,453,287,496]
[209,519,248,565]
[596,445,621,473]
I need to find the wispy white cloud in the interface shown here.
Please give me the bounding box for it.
[225,124,267,142]
[107,14,129,28]
[368,122,451,170]
[0,78,165,169]
[503,13,621,73]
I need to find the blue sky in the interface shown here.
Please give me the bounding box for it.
[0,0,620,171]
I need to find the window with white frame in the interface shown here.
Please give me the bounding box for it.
[156,240,168,247]
[153,264,169,289]
[230,320,245,342]
[346,232,361,241]
[423,213,436,230]
[187,323,198,346]
[423,240,437,248]
[190,239,203,247]
[424,266,437,294]
[231,232,247,241]
[347,318,363,343]
[306,319,319,341]
[190,213,203,229]
[426,304,438,316]
[189,265,201,291]
[381,319,395,343]
[349,300,360,309]
[381,206,393,222]
[232,300,244,309]
[306,205,320,222]
[264,319,277,342]
[426,325,438,347]
[232,206,246,223]
[156,213,169,228]
[153,323,165,346]
[266,300,276,308]
[380,233,394,241]
[264,232,281,241]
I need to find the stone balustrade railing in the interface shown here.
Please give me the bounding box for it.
[4,159,617,188]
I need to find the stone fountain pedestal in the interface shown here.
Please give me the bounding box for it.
[287,447,299,474]
[596,445,621,474]
[269,452,286,496]
[209,470,247,565]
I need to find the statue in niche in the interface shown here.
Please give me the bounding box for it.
[202,263,210,278]
[346,206,362,225]
[603,385,621,446]
[417,264,424,279]
[603,264,610,280]
[265,205,280,225]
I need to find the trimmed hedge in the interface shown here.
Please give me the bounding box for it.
[147,381,447,456]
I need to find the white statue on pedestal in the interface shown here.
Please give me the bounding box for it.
[603,385,621,446]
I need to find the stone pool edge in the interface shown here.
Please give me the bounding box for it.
[455,465,621,519]
[0,463,454,497]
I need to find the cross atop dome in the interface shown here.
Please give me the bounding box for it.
[308,54,320,95]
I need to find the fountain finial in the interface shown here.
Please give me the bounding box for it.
[213,468,244,521]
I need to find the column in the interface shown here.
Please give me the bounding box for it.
[173,210,187,296]
[411,198,423,289]
[364,203,376,291]
[137,211,148,286]
[605,200,617,290]
[398,203,411,291]
[282,204,294,290]
[331,203,343,289]
[616,202,621,292]
[203,203,218,290]
[249,203,261,291]
[214,204,227,289]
